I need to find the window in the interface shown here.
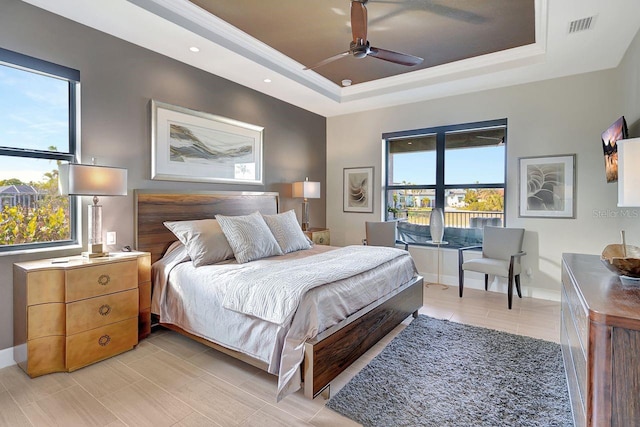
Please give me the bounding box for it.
[384,119,506,248]
[0,47,79,252]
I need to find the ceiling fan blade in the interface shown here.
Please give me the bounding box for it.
[303,51,350,71]
[351,0,368,43]
[368,47,423,66]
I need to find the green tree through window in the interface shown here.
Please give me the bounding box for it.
[0,47,79,251]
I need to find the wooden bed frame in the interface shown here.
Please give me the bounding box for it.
[134,190,424,399]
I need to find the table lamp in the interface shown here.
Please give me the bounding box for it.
[618,137,640,207]
[292,177,320,231]
[59,161,128,257]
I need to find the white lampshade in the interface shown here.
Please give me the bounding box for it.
[59,163,128,196]
[292,178,320,199]
[58,163,128,258]
[618,138,640,207]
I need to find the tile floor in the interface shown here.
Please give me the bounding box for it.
[0,285,560,426]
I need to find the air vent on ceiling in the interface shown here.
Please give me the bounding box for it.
[568,16,596,34]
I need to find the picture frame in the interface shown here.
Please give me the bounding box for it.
[151,100,263,184]
[518,154,576,218]
[343,167,374,213]
[600,116,628,183]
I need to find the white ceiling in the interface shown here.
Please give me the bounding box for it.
[21,0,640,117]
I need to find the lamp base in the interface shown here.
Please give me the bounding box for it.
[82,243,108,258]
[82,251,109,258]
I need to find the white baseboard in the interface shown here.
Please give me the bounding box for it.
[419,272,561,302]
[0,346,16,370]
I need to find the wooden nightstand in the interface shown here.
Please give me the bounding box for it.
[304,228,330,245]
[13,251,151,377]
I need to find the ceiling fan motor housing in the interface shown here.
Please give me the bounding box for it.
[350,40,370,58]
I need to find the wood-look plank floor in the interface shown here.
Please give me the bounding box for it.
[0,285,560,426]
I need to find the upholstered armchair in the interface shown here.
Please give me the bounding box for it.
[458,226,526,309]
[363,221,409,250]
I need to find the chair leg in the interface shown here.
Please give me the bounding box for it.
[507,262,515,310]
[515,275,522,298]
[484,274,488,291]
[458,251,464,298]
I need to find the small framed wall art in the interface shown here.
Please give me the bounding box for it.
[518,154,576,218]
[343,166,374,213]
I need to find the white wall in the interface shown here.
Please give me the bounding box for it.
[327,64,639,301]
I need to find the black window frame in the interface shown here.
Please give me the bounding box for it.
[383,118,508,247]
[0,47,80,253]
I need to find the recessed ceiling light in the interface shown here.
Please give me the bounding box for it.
[263,78,272,83]
[341,79,352,87]
[189,46,200,52]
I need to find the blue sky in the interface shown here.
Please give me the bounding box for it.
[391,145,505,185]
[0,64,68,183]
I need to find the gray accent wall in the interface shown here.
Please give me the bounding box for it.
[0,0,326,351]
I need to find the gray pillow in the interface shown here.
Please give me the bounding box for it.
[262,210,311,254]
[164,219,234,267]
[216,211,283,263]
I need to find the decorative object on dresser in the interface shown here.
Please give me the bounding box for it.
[458,227,526,309]
[150,100,263,185]
[562,253,640,426]
[343,166,373,213]
[292,177,321,231]
[58,161,128,258]
[13,252,151,377]
[617,137,640,206]
[600,233,640,285]
[518,154,575,218]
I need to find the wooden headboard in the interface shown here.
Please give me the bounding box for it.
[135,190,279,264]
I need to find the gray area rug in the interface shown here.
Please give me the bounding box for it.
[327,315,573,427]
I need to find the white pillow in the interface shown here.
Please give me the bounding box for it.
[262,210,311,254]
[164,219,234,267]
[216,211,283,263]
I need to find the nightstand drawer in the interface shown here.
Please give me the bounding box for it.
[66,260,137,302]
[305,228,330,245]
[66,317,137,371]
[66,289,139,336]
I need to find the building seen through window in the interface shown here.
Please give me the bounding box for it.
[384,119,506,248]
[0,48,79,252]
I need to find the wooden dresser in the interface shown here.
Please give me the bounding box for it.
[13,252,151,377]
[561,253,640,427]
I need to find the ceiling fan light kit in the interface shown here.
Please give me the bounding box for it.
[304,0,424,75]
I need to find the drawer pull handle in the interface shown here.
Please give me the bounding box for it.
[98,304,111,316]
[98,335,111,347]
[97,274,110,286]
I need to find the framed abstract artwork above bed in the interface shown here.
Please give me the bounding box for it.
[150,100,263,184]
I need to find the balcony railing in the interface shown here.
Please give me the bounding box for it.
[394,209,504,228]
[393,209,505,248]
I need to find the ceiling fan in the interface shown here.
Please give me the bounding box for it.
[304,0,424,71]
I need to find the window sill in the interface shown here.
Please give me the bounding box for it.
[0,244,82,258]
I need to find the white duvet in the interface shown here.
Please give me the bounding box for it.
[151,243,418,400]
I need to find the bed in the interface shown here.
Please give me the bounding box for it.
[135,190,423,400]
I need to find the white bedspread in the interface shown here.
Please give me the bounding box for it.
[222,245,407,326]
[151,243,418,400]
